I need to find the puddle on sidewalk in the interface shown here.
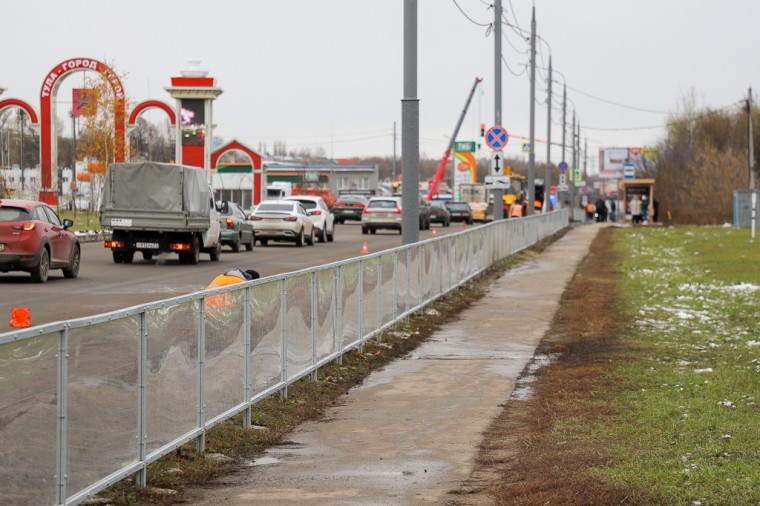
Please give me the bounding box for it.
[509,353,556,400]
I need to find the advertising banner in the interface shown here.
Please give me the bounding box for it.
[453,151,476,199]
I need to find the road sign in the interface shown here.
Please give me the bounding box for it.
[573,168,581,182]
[485,175,511,189]
[558,161,568,173]
[557,183,569,192]
[624,163,635,179]
[485,126,509,150]
[559,173,567,185]
[490,150,504,175]
[521,142,531,153]
[454,141,476,152]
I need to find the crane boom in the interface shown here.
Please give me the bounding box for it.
[425,77,483,201]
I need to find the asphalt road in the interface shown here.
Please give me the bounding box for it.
[0,221,471,330]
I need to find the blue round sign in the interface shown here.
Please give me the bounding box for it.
[485,126,509,150]
[558,161,568,173]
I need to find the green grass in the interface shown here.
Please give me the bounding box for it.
[590,227,760,504]
[58,209,101,232]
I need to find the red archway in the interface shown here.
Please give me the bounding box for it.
[39,58,126,204]
[128,100,176,126]
[0,98,39,124]
[211,139,263,205]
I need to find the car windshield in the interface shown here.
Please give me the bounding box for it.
[338,196,366,204]
[0,206,31,222]
[447,202,470,210]
[256,202,295,213]
[431,201,446,208]
[368,200,400,209]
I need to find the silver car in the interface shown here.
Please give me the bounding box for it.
[250,200,315,247]
[361,196,403,235]
[282,196,335,243]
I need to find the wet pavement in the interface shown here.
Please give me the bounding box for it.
[189,224,602,505]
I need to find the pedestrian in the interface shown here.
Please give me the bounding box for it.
[585,201,595,222]
[641,195,649,223]
[595,197,607,222]
[509,199,523,218]
[630,195,643,225]
[609,199,617,222]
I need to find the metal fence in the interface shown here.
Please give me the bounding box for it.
[0,210,567,506]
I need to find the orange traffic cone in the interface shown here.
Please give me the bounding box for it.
[10,308,31,328]
[361,241,369,254]
[432,227,437,237]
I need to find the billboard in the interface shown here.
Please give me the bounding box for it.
[599,147,659,171]
[180,99,206,146]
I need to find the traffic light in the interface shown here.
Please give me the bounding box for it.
[480,123,485,137]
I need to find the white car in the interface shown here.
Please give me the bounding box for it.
[361,196,403,235]
[282,196,335,243]
[249,200,315,247]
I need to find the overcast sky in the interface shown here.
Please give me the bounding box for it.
[3,0,760,170]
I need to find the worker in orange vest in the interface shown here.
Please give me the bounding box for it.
[509,200,523,218]
[206,268,260,309]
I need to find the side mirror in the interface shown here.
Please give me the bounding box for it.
[63,218,74,229]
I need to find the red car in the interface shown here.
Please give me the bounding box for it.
[0,199,81,282]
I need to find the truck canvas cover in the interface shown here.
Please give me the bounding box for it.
[101,162,211,219]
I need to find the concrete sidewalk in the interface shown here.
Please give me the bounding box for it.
[189,224,601,506]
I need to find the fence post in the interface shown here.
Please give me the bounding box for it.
[392,252,399,323]
[376,256,383,342]
[197,299,207,453]
[311,272,318,381]
[336,266,344,365]
[243,287,252,428]
[55,327,69,505]
[358,259,365,349]
[280,278,288,398]
[137,312,148,486]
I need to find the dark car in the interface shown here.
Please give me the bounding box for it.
[333,194,369,223]
[429,200,451,227]
[0,199,80,282]
[445,201,473,224]
[218,201,254,252]
[418,197,431,230]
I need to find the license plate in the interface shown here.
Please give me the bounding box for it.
[111,218,132,227]
[135,242,159,249]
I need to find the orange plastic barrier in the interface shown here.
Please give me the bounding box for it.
[10,308,31,328]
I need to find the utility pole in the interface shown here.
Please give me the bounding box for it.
[18,109,25,193]
[570,111,576,220]
[527,6,537,215]
[749,87,756,190]
[544,57,552,213]
[493,0,504,221]
[561,83,566,209]
[401,0,420,245]
[392,120,397,182]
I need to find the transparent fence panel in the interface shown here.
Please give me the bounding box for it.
[285,273,313,380]
[0,334,58,506]
[147,302,199,453]
[340,262,361,350]
[422,242,437,302]
[362,258,380,339]
[67,317,140,499]
[250,280,283,395]
[407,247,420,310]
[315,268,339,362]
[379,252,397,328]
[205,288,247,420]
[395,250,409,317]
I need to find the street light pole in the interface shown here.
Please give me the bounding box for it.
[18,109,25,194]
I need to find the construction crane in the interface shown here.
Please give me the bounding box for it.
[425,77,483,201]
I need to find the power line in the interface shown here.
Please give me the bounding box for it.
[451,0,491,27]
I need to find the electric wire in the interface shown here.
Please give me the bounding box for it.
[451,0,492,27]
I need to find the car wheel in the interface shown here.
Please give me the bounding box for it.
[295,228,304,247]
[259,238,268,246]
[31,247,50,283]
[63,245,81,279]
[189,236,200,264]
[231,235,240,253]
[210,240,222,261]
[307,227,315,245]
[245,236,254,251]
[122,251,135,264]
[142,251,154,261]
[362,226,368,235]
[327,224,335,242]
[318,226,327,243]
[112,251,124,263]
[370,228,376,235]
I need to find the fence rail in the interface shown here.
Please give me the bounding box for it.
[0,211,567,506]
